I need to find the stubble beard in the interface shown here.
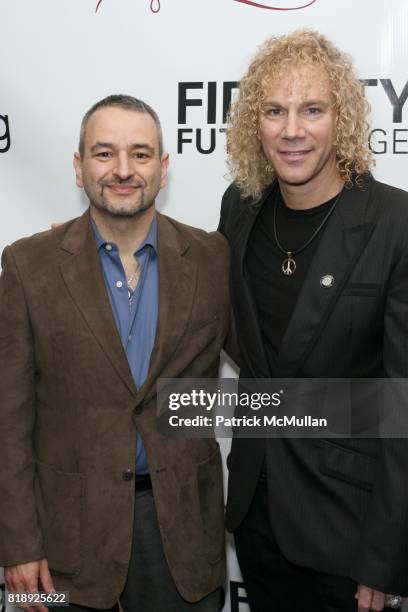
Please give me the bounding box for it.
[93,184,154,219]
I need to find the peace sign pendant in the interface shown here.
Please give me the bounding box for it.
[282,254,296,276]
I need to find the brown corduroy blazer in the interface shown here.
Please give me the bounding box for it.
[0,210,230,607]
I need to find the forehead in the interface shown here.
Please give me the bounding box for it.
[84,107,160,149]
[263,64,333,102]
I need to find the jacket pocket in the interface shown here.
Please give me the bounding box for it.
[318,441,375,491]
[34,461,83,574]
[197,447,225,564]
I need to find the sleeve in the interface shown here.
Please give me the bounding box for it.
[0,246,45,566]
[356,246,408,595]
[222,308,241,369]
[217,183,236,237]
[217,185,241,367]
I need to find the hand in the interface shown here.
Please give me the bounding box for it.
[356,584,385,612]
[5,558,55,612]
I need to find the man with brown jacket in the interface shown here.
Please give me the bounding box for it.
[0,95,228,612]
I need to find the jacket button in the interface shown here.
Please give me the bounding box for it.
[122,469,134,481]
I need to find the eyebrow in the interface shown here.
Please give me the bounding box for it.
[262,99,330,107]
[90,142,113,153]
[300,99,330,107]
[90,142,156,154]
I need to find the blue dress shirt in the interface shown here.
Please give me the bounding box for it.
[92,216,159,474]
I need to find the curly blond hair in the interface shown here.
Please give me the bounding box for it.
[227,29,374,200]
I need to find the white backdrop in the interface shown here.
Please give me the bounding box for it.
[1,1,408,610]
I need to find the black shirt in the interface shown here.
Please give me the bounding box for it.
[245,186,339,369]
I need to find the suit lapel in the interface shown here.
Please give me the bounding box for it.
[232,184,276,376]
[134,212,197,407]
[276,176,377,376]
[59,211,197,406]
[59,211,137,397]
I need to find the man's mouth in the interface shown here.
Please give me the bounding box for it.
[106,184,139,194]
[102,181,144,195]
[278,150,312,160]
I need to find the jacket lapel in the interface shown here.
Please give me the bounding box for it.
[276,176,377,376]
[59,211,137,397]
[231,184,276,377]
[134,212,197,408]
[59,211,197,406]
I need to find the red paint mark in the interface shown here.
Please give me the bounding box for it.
[233,0,317,9]
[95,0,161,14]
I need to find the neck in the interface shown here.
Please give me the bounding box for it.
[279,170,345,211]
[90,205,155,256]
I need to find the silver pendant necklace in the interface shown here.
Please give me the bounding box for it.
[127,266,139,308]
[273,190,342,276]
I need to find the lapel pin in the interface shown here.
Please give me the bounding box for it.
[320,274,334,288]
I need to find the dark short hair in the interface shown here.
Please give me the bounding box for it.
[78,94,163,157]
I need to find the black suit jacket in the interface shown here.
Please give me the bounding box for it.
[219,174,408,595]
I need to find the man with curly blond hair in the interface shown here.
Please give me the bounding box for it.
[219,30,408,612]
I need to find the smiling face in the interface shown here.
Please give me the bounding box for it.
[259,64,340,195]
[74,106,168,218]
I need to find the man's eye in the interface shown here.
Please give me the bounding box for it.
[306,107,321,115]
[133,152,149,159]
[96,152,112,158]
[264,107,283,117]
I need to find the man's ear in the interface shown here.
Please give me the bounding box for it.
[73,152,84,188]
[160,152,170,189]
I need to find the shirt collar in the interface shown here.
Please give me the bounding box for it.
[91,214,158,255]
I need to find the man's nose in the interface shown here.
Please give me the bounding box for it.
[282,111,306,139]
[113,152,133,179]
